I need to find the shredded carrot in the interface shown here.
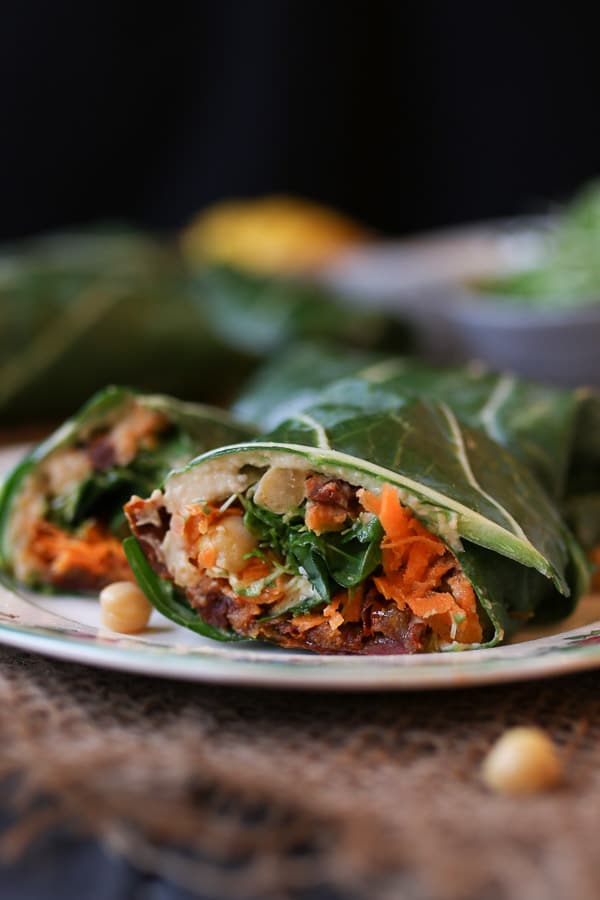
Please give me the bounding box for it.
[289,594,349,635]
[323,596,344,631]
[198,545,218,568]
[398,591,456,620]
[31,520,132,585]
[291,613,328,633]
[340,585,364,623]
[182,502,242,546]
[238,557,272,584]
[259,579,287,604]
[359,484,482,644]
[305,503,347,535]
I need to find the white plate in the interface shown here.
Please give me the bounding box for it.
[2,445,600,691]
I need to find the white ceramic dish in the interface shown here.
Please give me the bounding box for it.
[2,445,600,691]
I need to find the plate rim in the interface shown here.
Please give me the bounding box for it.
[3,582,600,691]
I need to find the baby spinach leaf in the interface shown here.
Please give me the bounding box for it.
[323,518,383,588]
[49,467,146,530]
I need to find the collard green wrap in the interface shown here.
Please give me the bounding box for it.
[0,230,239,423]
[125,395,588,654]
[192,266,410,358]
[0,230,410,424]
[232,341,382,428]
[0,386,255,592]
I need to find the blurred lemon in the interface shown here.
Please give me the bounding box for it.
[181,195,368,273]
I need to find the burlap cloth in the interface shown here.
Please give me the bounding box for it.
[1,646,599,900]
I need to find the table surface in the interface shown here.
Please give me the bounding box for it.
[1,640,600,900]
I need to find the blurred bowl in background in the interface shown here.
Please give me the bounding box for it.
[445,287,600,387]
[320,217,600,387]
[320,218,545,300]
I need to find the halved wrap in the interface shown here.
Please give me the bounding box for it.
[0,387,254,592]
[124,397,587,653]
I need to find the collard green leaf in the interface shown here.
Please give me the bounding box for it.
[192,265,410,357]
[232,341,381,429]
[123,537,240,641]
[317,363,600,552]
[235,348,600,550]
[240,351,580,500]
[564,494,600,551]
[265,400,574,592]
[453,542,554,645]
[0,458,36,570]
[0,232,413,425]
[0,231,258,424]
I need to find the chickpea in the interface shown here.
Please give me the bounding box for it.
[209,515,257,573]
[481,726,562,795]
[253,467,305,514]
[99,581,152,634]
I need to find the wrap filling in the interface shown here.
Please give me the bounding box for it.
[125,463,484,653]
[9,402,176,590]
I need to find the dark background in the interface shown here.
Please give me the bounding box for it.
[1,0,599,241]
